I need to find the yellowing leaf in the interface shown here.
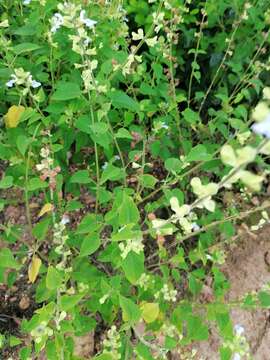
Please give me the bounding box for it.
[4,105,25,128]
[28,256,42,283]
[38,203,53,217]
[140,302,159,324]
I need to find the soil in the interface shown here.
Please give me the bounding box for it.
[192,224,270,360]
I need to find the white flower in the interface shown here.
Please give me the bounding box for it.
[23,0,32,4]
[60,215,70,225]
[80,10,97,29]
[51,13,64,33]
[232,353,241,360]
[102,162,108,170]
[234,324,245,336]
[251,114,270,138]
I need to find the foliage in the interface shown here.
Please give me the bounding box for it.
[0,0,270,359]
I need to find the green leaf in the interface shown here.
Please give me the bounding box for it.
[76,214,101,234]
[80,233,101,256]
[186,145,212,162]
[187,315,209,341]
[100,164,124,184]
[0,176,13,189]
[119,195,140,225]
[60,294,84,311]
[75,115,92,134]
[140,303,159,324]
[182,108,200,125]
[115,128,133,139]
[109,91,140,112]
[0,248,20,269]
[165,158,181,173]
[70,170,92,184]
[12,43,41,55]
[51,82,81,101]
[122,252,144,284]
[28,177,48,191]
[46,267,62,290]
[139,174,157,189]
[32,218,51,241]
[258,291,270,308]
[119,295,141,323]
[16,135,31,156]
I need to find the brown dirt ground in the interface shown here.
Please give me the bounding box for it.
[192,224,270,360]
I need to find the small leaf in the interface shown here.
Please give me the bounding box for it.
[119,295,141,323]
[16,135,31,156]
[122,252,144,284]
[4,105,25,128]
[28,177,48,191]
[70,170,92,184]
[186,145,212,162]
[28,256,42,283]
[140,303,159,323]
[46,266,62,290]
[0,176,13,189]
[100,164,124,184]
[119,194,140,225]
[80,233,101,256]
[0,248,20,269]
[38,203,53,217]
[12,42,41,55]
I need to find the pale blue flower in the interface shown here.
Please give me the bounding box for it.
[232,353,241,360]
[6,79,16,87]
[51,13,64,33]
[31,80,41,88]
[80,10,97,29]
[234,324,245,336]
[251,114,270,138]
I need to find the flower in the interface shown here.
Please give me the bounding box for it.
[80,10,97,29]
[232,354,241,360]
[234,324,245,336]
[251,114,270,138]
[23,0,32,4]
[51,13,64,33]
[31,79,42,88]
[6,79,16,87]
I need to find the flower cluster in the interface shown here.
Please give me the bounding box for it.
[6,68,41,94]
[36,147,61,190]
[102,325,121,360]
[30,321,53,344]
[155,284,177,302]
[137,273,152,290]
[250,210,270,231]
[223,324,251,360]
[119,237,144,259]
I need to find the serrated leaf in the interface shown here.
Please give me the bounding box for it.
[46,266,62,290]
[119,295,141,323]
[122,252,144,284]
[12,42,41,55]
[51,82,81,101]
[186,145,212,162]
[28,256,42,283]
[80,233,101,256]
[109,91,140,112]
[119,194,140,225]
